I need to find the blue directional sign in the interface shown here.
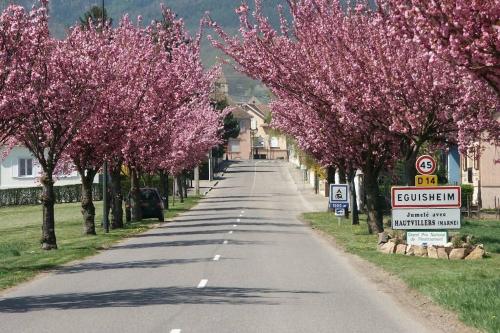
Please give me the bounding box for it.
[329,184,349,210]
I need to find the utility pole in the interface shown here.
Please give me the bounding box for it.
[194,166,200,196]
[208,150,213,182]
[102,161,109,233]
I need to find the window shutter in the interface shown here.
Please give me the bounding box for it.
[11,159,18,177]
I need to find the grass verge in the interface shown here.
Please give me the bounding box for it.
[302,213,500,333]
[0,195,201,291]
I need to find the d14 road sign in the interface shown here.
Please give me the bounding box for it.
[415,174,438,187]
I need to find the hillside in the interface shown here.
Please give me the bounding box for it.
[0,0,286,102]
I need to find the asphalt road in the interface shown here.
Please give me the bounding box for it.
[0,161,437,333]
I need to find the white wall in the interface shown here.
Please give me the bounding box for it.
[0,146,95,189]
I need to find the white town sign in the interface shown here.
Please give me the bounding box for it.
[391,186,461,208]
[392,208,461,230]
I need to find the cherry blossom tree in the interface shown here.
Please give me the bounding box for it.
[208,0,499,233]
[385,0,500,96]
[65,24,119,235]
[109,11,221,222]
[11,5,101,249]
[0,4,49,144]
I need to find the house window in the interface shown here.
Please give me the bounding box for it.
[230,140,240,153]
[239,120,246,133]
[19,158,33,177]
[467,167,473,183]
[461,155,467,171]
[270,137,279,148]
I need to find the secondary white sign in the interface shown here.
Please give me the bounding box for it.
[329,184,349,203]
[392,186,461,208]
[392,208,461,229]
[407,231,448,246]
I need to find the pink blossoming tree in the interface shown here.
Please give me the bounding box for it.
[209,0,499,233]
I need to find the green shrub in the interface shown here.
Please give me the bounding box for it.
[461,184,474,207]
[0,184,102,207]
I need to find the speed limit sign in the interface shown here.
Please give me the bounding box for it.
[415,155,436,175]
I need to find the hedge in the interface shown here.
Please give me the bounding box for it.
[0,183,102,207]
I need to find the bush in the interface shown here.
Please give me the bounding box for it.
[461,184,474,207]
[0,184,102,207]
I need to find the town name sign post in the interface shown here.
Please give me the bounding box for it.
[391,155,461,246]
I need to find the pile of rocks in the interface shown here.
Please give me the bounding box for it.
[377,233,486,260]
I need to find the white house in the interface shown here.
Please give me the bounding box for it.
[0,146,90,189]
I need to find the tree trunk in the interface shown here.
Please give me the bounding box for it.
[325,166,336,211]
[177,175,184,203]
[159,171,169,208]
[347,169,359,225]
[362,166,384,234]
[182,171,189,199]
[130,168,142,221]
[404,147,419,186]
[338,166,347,184]
[110,165,123,229]
[40,172,57,250]
[80,169,97,235]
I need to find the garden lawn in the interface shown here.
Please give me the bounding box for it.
[0,195,201,290]
[303,213,500,333]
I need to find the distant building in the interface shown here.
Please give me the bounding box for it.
[228,97,288,160]
[0,146,95,189]
[460,113,500,209]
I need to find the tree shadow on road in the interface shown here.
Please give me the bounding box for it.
[164,222,305,229]
[0,286,323,312]
[55,258,221,275]
[110,239,271,250]
[131,229,301,238]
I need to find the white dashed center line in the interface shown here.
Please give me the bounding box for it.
[233,224,237,227]
[197,279,208,288]
[170,329,181,333]
[223,240,228,244]
[228,231,233,234]
[236,218,241,222]
[241,210,245,214]
[213,255,221,261]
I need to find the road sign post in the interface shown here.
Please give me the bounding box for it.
[329,184,349,210]
[390,155,461,246]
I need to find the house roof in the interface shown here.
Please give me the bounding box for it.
[231,106,252,119]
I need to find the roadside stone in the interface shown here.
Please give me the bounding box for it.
[414,246,428,257]
[405,245,427,257]
[449,248,466,260]
[427,246,438,259]
[378,232,389,245]
[395,244,406,255]
[465,244,485,260]
[437,247,448,259]
[378,241,396,254]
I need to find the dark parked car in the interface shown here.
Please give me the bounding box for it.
[125,188,164,222]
